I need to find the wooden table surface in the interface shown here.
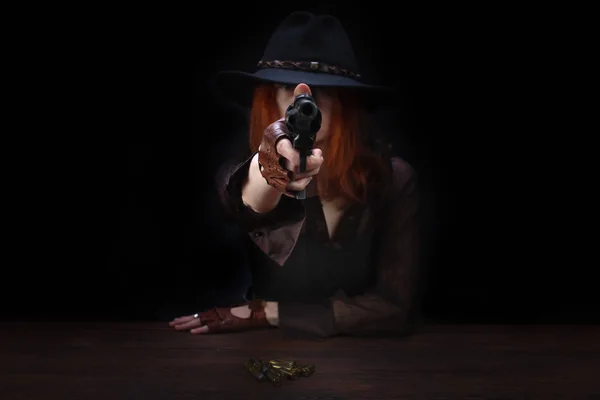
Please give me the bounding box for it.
[1,322,599,399]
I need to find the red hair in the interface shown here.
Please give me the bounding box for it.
[249,84,388,204]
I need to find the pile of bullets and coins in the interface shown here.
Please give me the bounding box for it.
[244,358,315,386]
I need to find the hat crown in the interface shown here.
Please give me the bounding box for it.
[261,11,359,75]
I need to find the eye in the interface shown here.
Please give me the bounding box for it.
[276,84,292,91]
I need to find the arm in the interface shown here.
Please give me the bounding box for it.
[335,170,419,336]
[242,152,284,213]
[215,117,322,265]
[215,151,306,266]
[277,159,420,337]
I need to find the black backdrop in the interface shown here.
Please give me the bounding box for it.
[4,5,596,323]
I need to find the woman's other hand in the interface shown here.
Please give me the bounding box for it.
[169,301,278,334]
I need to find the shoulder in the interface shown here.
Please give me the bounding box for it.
[366,155,417,210]
[387,156,418,196]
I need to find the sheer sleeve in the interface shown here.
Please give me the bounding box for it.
[278,158,420,336]
[214,152,306,266]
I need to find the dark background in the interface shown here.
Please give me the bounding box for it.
[4,5,595,323]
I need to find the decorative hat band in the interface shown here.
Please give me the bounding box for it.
[257,60,361,79]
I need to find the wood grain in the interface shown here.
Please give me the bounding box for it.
[1,323,599,399]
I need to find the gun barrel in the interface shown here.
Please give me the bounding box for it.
[298,100,318,118]
[285,93,321,200]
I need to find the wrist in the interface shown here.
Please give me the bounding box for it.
[242,153,283,213]
[264,301,279,326]
[251,153,279,192]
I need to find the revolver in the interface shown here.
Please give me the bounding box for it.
[284,93,322,200]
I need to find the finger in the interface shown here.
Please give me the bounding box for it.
[291,168,320,180]
[311,148,322,158]
[305,149,323,171]
[173,318,203,331]
[276,138,299,166]
[169,315,195,326]
[294,83,312,97]
[286,177,313,192]
[285,148,323,173]
[190,326,210,334]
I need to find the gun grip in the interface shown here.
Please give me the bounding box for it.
[295,189,307,200]
[298,155,307,173]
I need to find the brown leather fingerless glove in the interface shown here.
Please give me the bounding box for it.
[197,300,272,333]
[258,119,296,198]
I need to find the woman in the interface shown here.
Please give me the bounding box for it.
[170,11,421,337]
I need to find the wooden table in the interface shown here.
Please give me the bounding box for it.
[1,322,599,399]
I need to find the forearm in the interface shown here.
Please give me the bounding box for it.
[331,292,409,335]
[276,292,411,338]
[241,153,283,214]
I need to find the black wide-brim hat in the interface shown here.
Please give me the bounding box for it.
[213,11,398,111]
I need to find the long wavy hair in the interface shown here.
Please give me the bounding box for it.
[248,84,390,204]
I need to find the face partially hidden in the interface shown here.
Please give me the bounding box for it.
[274,84,334,145]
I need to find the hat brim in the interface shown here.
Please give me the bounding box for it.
[212,68,399,112]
